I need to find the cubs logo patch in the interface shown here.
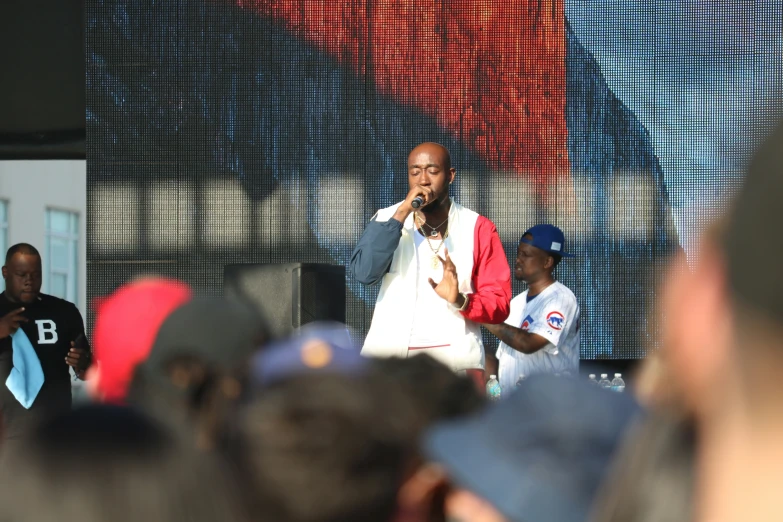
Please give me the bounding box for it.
[546,311,565,330]
[520,315,534,331]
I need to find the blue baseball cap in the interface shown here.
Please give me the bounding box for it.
[520,224,574,257]
[423,375,642,522]
[250,322,367,386]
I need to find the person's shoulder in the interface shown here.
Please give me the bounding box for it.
[452,200,478,215]
[453,200,484,223]
[374,201,405,222]
[470,212,501,235]
[549,282,578,305]
[0,293,15,314]
[511,290,528,303]
[38,294,81,314]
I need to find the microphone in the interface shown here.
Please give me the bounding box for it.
[411,196,424,209]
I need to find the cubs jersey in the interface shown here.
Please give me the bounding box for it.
[0,292,87,440]
[496,281,580,391]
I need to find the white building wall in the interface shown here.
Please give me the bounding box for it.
[0,161,87,318]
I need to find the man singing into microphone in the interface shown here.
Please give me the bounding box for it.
[350,142,511,387]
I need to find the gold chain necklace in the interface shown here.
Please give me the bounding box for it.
[415,213,449,269]
[414,211,448,237]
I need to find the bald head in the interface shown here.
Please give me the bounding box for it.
[408,142,452,172]
[5,243,40,265]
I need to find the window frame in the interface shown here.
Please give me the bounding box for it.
[44,207,80,305]
[0,200,7,292]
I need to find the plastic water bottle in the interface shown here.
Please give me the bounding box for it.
[610,373,626,393]
[588,374,598,386]
[486,375,502,401]
[598,373,611,389]
[515,374,526,388]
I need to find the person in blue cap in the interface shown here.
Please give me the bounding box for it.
[483,224,580,389]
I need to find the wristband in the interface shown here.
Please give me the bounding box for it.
[457,292,469,311]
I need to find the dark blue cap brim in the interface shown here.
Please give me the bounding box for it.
[423,376,643,522]
[519,237,575,257]
[425,421,589,522]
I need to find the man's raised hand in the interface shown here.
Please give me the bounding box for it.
[0,308,27,339]
[429,248,460,304]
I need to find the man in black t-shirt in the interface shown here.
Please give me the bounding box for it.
[0,243,90,443]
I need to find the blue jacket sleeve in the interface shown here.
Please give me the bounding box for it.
[349,218,403,285]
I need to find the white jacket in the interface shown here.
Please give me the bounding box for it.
[361,200,485,371]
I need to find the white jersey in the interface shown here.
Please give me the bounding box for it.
[496,281,580,391]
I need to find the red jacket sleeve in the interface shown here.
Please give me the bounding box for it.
[461,216,511,324]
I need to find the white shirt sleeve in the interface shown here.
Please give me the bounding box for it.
[526,292,576,348]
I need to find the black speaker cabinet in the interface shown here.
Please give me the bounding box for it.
[223,263,346,338]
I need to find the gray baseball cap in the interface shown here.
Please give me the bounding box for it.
[423,375,642,522]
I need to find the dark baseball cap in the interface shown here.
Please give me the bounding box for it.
[423,375,642,522]
[520,224,574,257]
[250,322,367,387]
[130,297,269,401]
[92,278,193,404]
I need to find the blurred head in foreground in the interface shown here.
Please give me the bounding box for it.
[233,325,482,522]
[658,117,783,521]
[589,410,695,522]
[368,353,484,432]
[128,296,269,450]
[423,375,642,522]
[0,404,251,522]
[90,277,193,404]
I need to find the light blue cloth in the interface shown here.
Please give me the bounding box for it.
[6,329,44,409]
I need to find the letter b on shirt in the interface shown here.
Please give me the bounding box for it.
[35,320,58,344]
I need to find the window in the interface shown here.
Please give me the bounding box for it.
[0,201,6,292]
[45,209,79,304]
